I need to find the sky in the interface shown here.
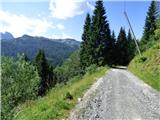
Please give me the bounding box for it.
[0,0,151,41]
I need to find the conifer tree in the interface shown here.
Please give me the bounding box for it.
[109,31,116,65]
[80,13,91,69]
[127,29,136,63]
[116,27,128,65]
[90,0,111,66]
[141,0,158,50]
[34,49,54,95]
[18,53,29,62]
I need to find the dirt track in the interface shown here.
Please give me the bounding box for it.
[68,69,160,120]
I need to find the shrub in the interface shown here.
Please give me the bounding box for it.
[85,64,97,74]
[138,56,147,63]
[64,92,73,100]
[55,51,82,83]
[1,56,40,119]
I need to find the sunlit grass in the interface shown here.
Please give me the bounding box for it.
[13,66,108,120]
[129,42,160,91]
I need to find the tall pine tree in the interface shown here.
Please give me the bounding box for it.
[109,31,116,65]
[34,49,55,95]
[116,27,128,65]
[141,0,158,50]
[90,0,111,66]
[127,29,136,63]
[80,13,92,69]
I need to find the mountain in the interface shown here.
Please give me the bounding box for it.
[0,32,14,40]
[54,39,80,46]
[1,34,80,66]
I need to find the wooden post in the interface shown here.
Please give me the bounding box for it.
[124,11,142,56]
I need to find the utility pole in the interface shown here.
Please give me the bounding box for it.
[124,11,142,56]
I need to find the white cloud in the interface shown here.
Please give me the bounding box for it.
[86,1,95,11]
[49,0,94,19]
[56,23,65,30]
[0,10,54,38]
[52,33,73,39]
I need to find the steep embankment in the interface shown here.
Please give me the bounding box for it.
[13,67,108,120]
[128,42,160,91]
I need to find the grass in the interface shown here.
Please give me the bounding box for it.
[128,42,160,91]
[13,66,108,120]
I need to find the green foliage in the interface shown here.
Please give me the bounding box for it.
[127,30,136,62]
[34,49,56,96]
[55,51,82,83]
[109,31,116,65]
[138,56,147,63]
[129,42,160,91]
[80,1,113,68]
[85,64,97,74]
[1,56,40,120]
[91,0,111,66]
[155,17,160,41]
[64,92,73,100]
[13,67,108,120]
[141,0,159,51]
[116,27,129,65]
[80,13,92,69]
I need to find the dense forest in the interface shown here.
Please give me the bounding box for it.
[1,0,160,120]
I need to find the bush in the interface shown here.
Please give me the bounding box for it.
[85,64,97,74]
[138,56,147,63]
[1,56,40,119]
[64,92,73,100]
[55,51,82,83]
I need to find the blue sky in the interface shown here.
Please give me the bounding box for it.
[0,0,151,41]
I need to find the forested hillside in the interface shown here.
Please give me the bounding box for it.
[1,34,80,66]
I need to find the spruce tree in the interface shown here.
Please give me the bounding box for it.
[109,31,116,65]
[127,29,136,63]
[116,27,128,65]
[91,0,111,66]
[141,0,158,50]
[80,13,91,69]
[34,49,54,95]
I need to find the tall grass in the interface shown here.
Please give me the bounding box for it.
[13,66,108,120]
[128,43,160,91]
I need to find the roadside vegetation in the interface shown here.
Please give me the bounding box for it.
[129,42,160,91]
[129,1,160,91]
[1,55,40,119]
[13,66,108,120]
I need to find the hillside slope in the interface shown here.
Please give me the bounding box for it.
[1,35,80,66]
[128,42,160,91]
[13,67,107,120]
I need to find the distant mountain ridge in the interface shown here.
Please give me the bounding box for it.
[0,32,14,40]
[1,34,80,66]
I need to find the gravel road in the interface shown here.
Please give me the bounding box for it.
[68,69,160,120]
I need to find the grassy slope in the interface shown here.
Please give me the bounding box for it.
[128,42,160,91]
[13,67,108,120]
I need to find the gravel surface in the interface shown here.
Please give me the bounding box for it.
[68,69,160,120]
